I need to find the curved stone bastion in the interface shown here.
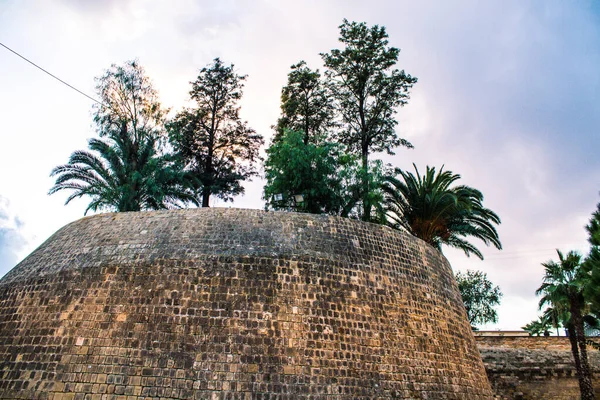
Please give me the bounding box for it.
[0,208,492,399]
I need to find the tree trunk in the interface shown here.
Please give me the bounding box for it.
[361,147,370,222]
[304,94,310,145]
[567,324,582,376]
[201,148,213,208]
[569,295,596,400]
[202,101,217,208]
[120,122,141,212]
[570,297,596,400]
[202,191,210,208]
[358,91,370,222]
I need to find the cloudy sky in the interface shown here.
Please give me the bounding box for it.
[1,0,599,330]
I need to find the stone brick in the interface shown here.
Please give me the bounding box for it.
[0,208,492,398]
[476,336,600,399]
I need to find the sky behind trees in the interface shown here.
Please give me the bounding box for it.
[1,0,599,330]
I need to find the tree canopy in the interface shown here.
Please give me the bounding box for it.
[263,130,346,214]
[93,60,167,143]
[49,126,196,213]
[167,58,264,207]
[586,202,600,247]
[456,269,502,329]
[322,19,417,220]
[522,317,552,337]
[382,164,501,259]
[536,250,596,400]
[274,61,335,145]
[49,61,195,213]
[583,202,600,315]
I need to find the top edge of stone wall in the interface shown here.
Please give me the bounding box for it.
[476,336,600,351]
[1,208,446,286]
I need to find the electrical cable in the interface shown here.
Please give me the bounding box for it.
[0,41,107,108]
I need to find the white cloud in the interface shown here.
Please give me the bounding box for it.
[0,196,31,277]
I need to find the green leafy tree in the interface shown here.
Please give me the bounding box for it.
[583,201,600,316]
[584,252,600,320]
[168,58,264,207]
[263,130,391,218]
[536,250,595,400]
[321,19,417,221]
[586,201,600,247]
[382,164,501,259]
[50,61,195,213]
[338,158,391,220]
[274,61,335,145]
[263,132,396,219]
[263,130,346,214]
[455,270,502,329]
[49,126,196,213]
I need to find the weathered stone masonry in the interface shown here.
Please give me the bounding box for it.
[0,208,492,399]
[476,336,600,399]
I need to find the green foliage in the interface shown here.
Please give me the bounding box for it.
[50,61,195,213]
[536,251,594,331]
[338,158,391,221]
[455,270,502,328]
[583,247,600,315]
[321,19,417,156]
[274,61,335,145]
[536,250,586,312]
[382,164,501,259]
[542,305,566,335]
[49,124,197,214]
[586,202,600,247]
[537,202,600,393]
[522,317,552,336]
[168,58,263,207]
[535,249,596,399]
[321,19,417,221]
[263,130,390,219]
[263,130,347,214]
[583,202,600,316]
[523,306,567,336]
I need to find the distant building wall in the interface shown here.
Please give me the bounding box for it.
[476,336,600,399]
[474,331,529,337]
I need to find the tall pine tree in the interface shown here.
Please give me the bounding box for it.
[321,19,417,221]
[274,61,334,145]
[168,58,264,207]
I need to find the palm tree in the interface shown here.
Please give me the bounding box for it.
[536,250,595,400]
[522,318,550,336]
[541,305,565,337]
[381,164,501,259]
[49,124,198,214]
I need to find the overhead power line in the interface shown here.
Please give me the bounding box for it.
[0,41,107,107]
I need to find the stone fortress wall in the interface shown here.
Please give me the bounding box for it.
[476,335,600,399]
[0,208,492,399]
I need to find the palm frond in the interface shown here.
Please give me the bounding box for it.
[50,129,196,213]
[382,164,501,259]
